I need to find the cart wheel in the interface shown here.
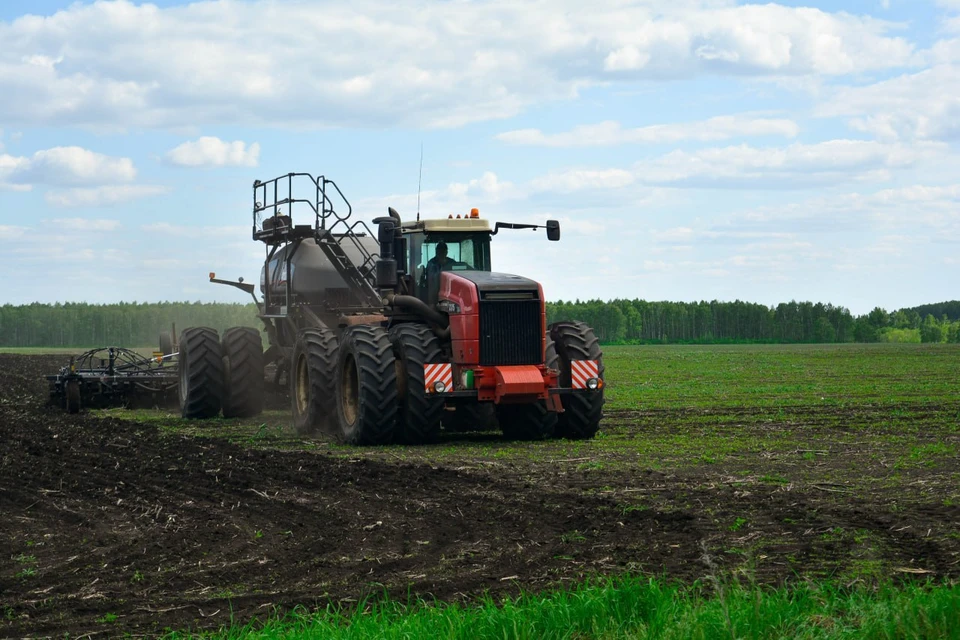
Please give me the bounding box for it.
[159,331,174,356]
[65,379,81,414]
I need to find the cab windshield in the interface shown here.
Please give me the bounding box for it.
[411,232,491,304]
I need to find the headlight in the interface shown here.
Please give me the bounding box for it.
[433,380,447,393]
[586,377,599,390]
[437,299,461,314]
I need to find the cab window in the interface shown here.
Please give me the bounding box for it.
[410,233,491,303]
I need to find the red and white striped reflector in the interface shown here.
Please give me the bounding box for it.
[423,363,453,393]
[570,360,600,389]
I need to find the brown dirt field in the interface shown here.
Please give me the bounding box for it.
[1,353,958,637]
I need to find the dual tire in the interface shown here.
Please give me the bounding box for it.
[290,323,445,446]
[178,326,264,419]
[290,324,401,446]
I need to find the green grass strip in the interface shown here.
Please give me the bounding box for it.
[166,576,960,640]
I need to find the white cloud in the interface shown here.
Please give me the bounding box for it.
[446,171,517,202]
[0,153,31,189]
[356,171,522,220]
[654,226,795,244]
[496,115,799,147]
[521,139,944,192]
[43,218,122,231]
[0,225,27,240]
[165,136,260,168]
[711,183,960,240]
[636,139,943,188]
[0,0,918,130]
[141,222,250,237]
[1,146,136,186]
[820,65,960,142]
[44,185,170,207]
[529,169,636,193]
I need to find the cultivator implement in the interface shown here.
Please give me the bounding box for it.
[47,346,179,413]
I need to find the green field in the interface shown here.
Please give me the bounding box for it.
[6,343,959,638]
[95,343,960,639]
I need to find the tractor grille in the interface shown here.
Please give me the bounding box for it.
[478,294,542,366]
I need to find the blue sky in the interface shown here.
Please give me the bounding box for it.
[1,0,958,315]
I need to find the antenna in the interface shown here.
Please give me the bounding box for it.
[416,142,423,222]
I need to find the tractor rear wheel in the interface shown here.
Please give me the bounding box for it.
[389,324,445,444]
[497,401,557,441]
[551,321,604,439]
[291,328,338,436]
[178,327,224,419]
[221,327,265,419]
[335,325,398,446]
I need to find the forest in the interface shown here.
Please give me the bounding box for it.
[0,299,958,348]
[546,299,960,345]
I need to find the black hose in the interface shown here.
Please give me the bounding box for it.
[389,294,449,328]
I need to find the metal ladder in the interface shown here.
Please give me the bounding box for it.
[252,173,383,310]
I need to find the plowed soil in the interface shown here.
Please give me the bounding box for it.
[1,353,958,637]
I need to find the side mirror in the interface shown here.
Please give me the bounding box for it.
[546,219,561,241]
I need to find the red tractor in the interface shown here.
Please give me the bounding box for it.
[180,173,604,445]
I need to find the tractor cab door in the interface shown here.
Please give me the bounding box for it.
[406,231,492,305]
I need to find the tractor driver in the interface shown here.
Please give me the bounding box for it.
[424,241,454,305]
[427,241,454,273]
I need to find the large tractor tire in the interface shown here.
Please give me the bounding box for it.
[335,325,399,446]
[497,401,557,441]
[443,402,499,433]
[389,324,446,444]
[291,328,338,436]
[551,321,605,439]
[495,335,559,441]
[220,327,265,419]
[178,327,224,419]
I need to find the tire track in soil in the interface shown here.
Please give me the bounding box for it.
[1,355,958,636]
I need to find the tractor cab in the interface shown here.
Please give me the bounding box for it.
[399,213,493,305]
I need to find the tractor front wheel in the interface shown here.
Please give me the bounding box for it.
[335,325,398,446]
[443,402,499,433]
[497,401,557,441]
[221,327,265,419]
[290,328,338,436]
[178,327,224,419]
[551,321,604,439]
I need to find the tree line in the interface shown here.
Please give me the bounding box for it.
[0,302,261,349]
[544,299,960,345]
[1,299,958,348]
